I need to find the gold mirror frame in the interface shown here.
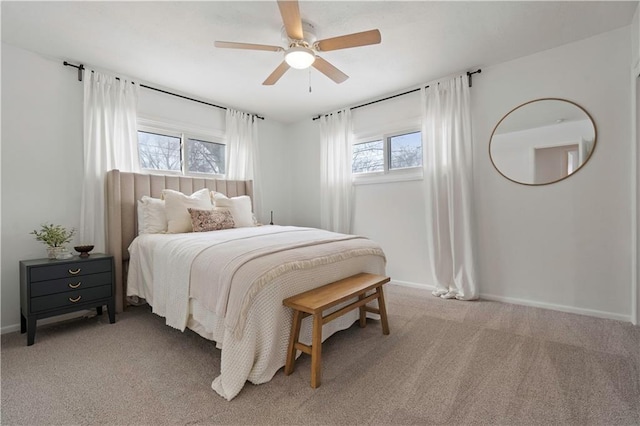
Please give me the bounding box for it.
[489,98,598,186]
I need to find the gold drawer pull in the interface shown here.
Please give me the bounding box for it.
[69,296,82,303]
[68,268,81,275]
[68,282,81,289]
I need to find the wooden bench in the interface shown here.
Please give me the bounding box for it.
[282,273,390,388]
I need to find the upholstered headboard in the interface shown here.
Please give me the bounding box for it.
[106,169,254,312]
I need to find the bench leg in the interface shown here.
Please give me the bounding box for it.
[358,294,367,328]
[285,309,303,376]
[310,313,323,388]
[376,286,390,335]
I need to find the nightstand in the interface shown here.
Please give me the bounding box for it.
[19,253,115,346]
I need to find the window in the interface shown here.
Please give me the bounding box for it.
[352,130,422,181]
[389,131,422,170]
[138,131,181,171]
[137,127,225,176]
[352,140,384,173]
[187,138,225,174]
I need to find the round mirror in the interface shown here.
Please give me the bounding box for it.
[489,98,597,185]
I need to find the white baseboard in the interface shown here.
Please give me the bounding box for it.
[389,279,434,291]
[1,310,95,335]
[389,280,631,323]
[479,292,631,323]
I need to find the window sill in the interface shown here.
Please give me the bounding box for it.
[352,168,423,185]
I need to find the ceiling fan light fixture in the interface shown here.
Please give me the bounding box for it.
[285,46,315,69]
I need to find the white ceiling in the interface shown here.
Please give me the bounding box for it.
[1,1,637,123]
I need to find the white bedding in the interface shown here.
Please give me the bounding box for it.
[127,225,386,400]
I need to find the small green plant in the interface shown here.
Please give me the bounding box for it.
[30,223,76,248]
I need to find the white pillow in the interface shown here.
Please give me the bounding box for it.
[137,196,167,234]
[212,193,255,228]
[162,188,212,233]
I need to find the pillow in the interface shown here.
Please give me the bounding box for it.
[137,196,167,234]
[162,188,212,233]
[188,208,235,232]
[212,192,255,228]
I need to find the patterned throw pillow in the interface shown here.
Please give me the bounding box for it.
[188,208,235,232]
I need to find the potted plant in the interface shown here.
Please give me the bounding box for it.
[30,223,76,259]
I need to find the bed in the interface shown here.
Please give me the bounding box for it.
[105,170,387,400]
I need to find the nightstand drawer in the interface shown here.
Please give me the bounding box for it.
[30,258,112,282]
[30,272,112,297]
[31,284,112,313]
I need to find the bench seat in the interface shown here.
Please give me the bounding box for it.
[282,272,390,388]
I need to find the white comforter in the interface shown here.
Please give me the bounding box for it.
[127,226,386,400]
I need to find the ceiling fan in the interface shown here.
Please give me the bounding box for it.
[214,0,381,85]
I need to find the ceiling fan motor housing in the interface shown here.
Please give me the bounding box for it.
[282,20,317,49]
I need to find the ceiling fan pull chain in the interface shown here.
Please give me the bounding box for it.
[308,68,312,93]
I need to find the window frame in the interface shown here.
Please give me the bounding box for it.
[352,125,423,185]
[387,130,423,171]
[137,117,226,178]
[137,128,183,175]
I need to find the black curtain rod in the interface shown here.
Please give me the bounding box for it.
[63,61,265,120]
[312,69,482,121]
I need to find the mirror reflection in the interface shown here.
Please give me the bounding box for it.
[489,98,596,185]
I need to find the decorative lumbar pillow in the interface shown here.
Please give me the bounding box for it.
[188,208,235,232]
[212,192,255,228]
[137,196,167,234]
[162,188,212,233]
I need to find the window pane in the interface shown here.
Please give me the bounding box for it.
[138,131,181,171]
[390,131,422,169]
[352,140,384,173]
[187,138,225,174]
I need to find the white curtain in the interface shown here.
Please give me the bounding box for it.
[225,108,261,219]
[81,70,139,252]
[319,109,353,234]
[421,76,478,300]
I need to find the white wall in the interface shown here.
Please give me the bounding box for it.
[287,119,322,228]
[633,4,639,70]
[1,43,84,331]
[288,26,634,320]
[0,43,289,331]
[474,27,631,319]
[352,180,429,286]
[256,119,292,226]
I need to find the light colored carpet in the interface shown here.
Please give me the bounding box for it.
[2,284,639,425]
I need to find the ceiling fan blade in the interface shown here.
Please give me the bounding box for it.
[312,56,349,84]
[263,61,291,85]
[315,29,382,52]
[215,41,283,52]
[277,0,304,40]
